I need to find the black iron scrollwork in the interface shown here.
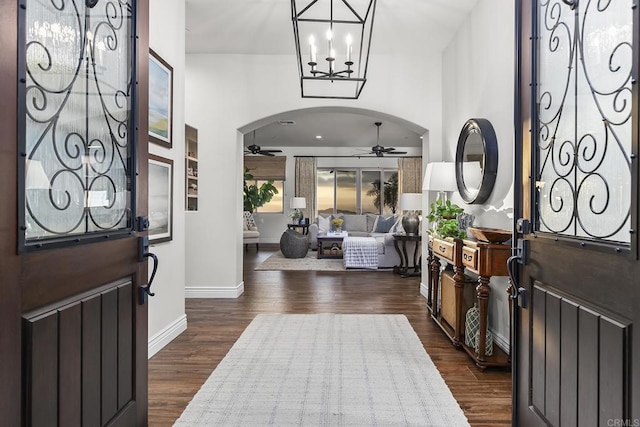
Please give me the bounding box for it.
[535,0,632,242]
[23,0,134,240]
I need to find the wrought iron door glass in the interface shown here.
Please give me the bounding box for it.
[23,0,134,242]
[535,0,633,243]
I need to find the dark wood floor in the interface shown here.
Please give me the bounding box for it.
[148,244,512,426]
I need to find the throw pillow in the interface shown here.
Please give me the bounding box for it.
[243,211,256,231]
[342,214,367,232]
[366,213,378,232]
[391,215,404,234]
[374,215,396,233]
[318,215,330,233]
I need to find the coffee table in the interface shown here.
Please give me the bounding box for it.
[317,233,347,259]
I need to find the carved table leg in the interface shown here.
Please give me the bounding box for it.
[452,265,465,348]
[393,238,405,274]
[476,275,491,364]
[401,240,410,275]
[426,250,433,310]
[412,240,421,274]
[430,257,441,317]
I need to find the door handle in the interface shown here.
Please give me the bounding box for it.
[507,255,527,308]
[138,236,158,305]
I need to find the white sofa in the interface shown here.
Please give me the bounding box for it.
[308,213,417,269]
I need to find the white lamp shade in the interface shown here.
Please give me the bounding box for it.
[290,197,306,209]
[25,160,50,189]
[422,162,457,192]
[398,193,422,211]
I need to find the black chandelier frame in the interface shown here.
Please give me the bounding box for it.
[291,0,377,99]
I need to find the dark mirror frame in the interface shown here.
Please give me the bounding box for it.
[455,118,498,204]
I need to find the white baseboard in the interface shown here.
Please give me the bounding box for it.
[420,282,429,299]
[490,328,510,355]
[185,281,245,298]
[148,314,187,359]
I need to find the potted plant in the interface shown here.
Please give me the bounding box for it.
[427,199,466,239]
[243,168,279,213]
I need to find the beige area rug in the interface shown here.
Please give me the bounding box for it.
[255,250,348,271]
[175,314,469,426]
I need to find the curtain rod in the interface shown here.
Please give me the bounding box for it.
[293,155,422,158]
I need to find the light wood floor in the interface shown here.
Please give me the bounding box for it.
[148,244,512,426]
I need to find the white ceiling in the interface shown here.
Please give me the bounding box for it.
[247,111,423,149]
[185,0,479,148]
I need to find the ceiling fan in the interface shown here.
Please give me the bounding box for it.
[363,122,408,157]
[244,131,282,156]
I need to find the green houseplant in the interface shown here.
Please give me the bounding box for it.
[243,168,278,213]
[427,199,466,239]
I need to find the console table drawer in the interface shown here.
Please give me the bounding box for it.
[433,239,454,261]
[462,246,477,270]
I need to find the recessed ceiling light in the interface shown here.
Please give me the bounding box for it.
[315,135,322,139]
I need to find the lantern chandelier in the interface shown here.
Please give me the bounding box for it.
[291,0,377,99]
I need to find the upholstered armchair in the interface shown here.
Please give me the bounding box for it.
[243,211,260,251]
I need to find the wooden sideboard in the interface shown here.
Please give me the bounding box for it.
[427,234,512,369]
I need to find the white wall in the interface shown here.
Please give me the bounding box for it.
[442,0,515,350]
[440,0,515,350]
[185,51,443,296]
[147,0,187,357]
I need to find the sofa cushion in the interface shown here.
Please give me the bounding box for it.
[366,213,377,232]
[341,214,367,232]
[318,214,330,233]
[374,215,397,233]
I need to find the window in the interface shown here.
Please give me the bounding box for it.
[317,169,398,215]
[252,180,284,213]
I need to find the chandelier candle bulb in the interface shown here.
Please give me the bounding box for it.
[346,34,353,64]
[309,35,316,64]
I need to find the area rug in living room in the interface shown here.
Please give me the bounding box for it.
[175,314,469,426]
[255,250,348,271]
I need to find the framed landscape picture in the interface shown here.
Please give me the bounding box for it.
[148,154,173,243]
[149,49,173,148]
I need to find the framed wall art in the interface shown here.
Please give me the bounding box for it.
[148,154,173,243]
[149,49,173,148]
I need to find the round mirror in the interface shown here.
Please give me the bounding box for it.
[455,118,498,204]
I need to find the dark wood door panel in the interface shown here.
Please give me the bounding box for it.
[529,282,630,426]
[528,240,637,319]
[59,302,82,427]
[24,279,137,427]
[21,238,138,312]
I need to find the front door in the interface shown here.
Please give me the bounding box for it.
[515,1,639,425]
[0,1,150,425]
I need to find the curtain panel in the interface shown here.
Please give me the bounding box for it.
[294,157,317,220]
[398,158,423,194]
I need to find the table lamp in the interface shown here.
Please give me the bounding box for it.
[398,193,422,236]
[422,162,457,202]
[290,197,306,224]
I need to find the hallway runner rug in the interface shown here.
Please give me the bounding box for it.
[175,314,469,426]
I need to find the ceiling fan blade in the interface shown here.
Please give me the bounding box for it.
[391,151,408,155]
[259,151,275,156]
[261,149,282,153]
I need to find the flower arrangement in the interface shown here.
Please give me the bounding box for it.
[331,217,344,231]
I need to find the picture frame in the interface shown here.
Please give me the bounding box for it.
[149,49,173,148]
[148,154,173,243]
